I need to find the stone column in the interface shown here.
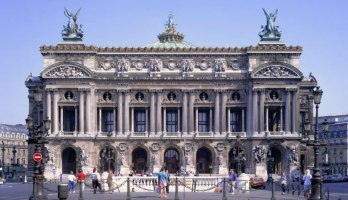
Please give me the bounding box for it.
[209,108,213,133]
[195,108,198,132]
[163,108,166,132]
[74,106,78,134]
[265,107,269,132]
[98,107,102,133]
[259,90,265,133]
[79,90,85,134]
[252,90,258,135]
[85,90,91,134]
[46,90,51,135]
[285,90,291,134]
[242,108,245,132]
[214,91,220,134]
[182,91,188,135]
[227,108,231,133]
[150,91,156,136]
[156,91,162,135]
[60,106,63,132]
[117,92,123,135]
[280,107,283,132]
[124,92,130,135]
[53,90,59,134]
[188,91,195,135]
[246,88,253,136]
[177,108,181,133]
[113,107,117,134]
[292,90,298,134]
[145,108,149,133]
[131,107,134,133]
[221,92,227,135]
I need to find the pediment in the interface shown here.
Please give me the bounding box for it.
[251,62,303,79]
[41,61,93,78]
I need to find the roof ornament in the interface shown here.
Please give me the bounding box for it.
[259,8,282,41]
[61,8,84,41]
[165,13,177,33]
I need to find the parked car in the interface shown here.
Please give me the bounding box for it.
[343,175,348,182]
[323,175,333,183]
[250,176,266,189]
[332,174,344,182]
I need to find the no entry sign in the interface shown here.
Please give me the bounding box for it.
[33,152,42,162]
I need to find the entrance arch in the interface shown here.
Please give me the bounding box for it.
[269,147,282,174]
[164,148,180,173]
[196,147,212,174]
[132,147,148,174]
[62,147,77,174]
[99,147,116,172]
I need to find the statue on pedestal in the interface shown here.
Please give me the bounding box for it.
[62,8,84,41]
[259,8,282,41]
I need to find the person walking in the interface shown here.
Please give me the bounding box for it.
[67,171,77,194]
[165,169,170,194]
[303,169,312,199]
[107,170,114,193]
[157,168,168,199]
[91,167,101,194]
[228,169,237,194]
[76,169,86,191]
[280,172,287,195]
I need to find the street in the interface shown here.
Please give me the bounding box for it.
[0,182,348,200]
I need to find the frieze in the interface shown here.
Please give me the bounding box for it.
[116,59,131,72]
[165,59,178,70]
[254,65,298,78]
[131,59,145,71]
[99,59,115,70]
[148,59,163,72]
[181,59,195,72]
[214,59,227,72]
[197,59,211,71]
[45,66,91,78]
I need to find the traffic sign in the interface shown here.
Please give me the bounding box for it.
[33,152,42,162]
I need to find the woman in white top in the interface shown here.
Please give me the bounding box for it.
[303,169,312,198]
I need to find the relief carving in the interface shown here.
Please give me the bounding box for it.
[116,59,130,72]
[254,65,297,78]
[214,59,227,72]
[148,59,163,72]
[99,59,115,70]
[181,59,195,72]
[45,66,89,78]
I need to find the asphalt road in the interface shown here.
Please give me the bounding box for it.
[0,182,347,200]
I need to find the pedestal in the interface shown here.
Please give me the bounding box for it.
[289,164,299,180]
[119,166,130,176]
[255,163,267,180]
[236,173,250,192]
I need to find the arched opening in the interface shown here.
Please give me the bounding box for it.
[164,148,180,173]
[228,147,245,173]
[99,147,116,172]
[196,147,212,174]
[269,147,282,174]
[132,148,147,174]
[62,147,77,174]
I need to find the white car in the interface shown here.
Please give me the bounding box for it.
[332,174,344,182]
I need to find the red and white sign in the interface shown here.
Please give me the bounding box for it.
[33,152,42,162]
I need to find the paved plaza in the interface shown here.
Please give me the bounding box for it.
[1,182,347,200]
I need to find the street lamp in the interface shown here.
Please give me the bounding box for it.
[306,86,326,200]
[321,120,330,176]
[26,86,51,200]
[1,141,4,169]
[267,150,275,200]
[12,146,17,165]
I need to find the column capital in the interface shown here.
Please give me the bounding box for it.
[78,88,89,92]
[148,89,162,93]
[116,89,130,93]
[182,89,195,93]
[285,88,298,92]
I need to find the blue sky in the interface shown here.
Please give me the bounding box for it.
[0,0,347,125]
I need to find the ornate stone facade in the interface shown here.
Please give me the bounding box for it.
[25,14,319,179]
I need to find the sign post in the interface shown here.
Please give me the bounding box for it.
[33,152,43,162]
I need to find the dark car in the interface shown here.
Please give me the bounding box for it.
[250,177,266,189]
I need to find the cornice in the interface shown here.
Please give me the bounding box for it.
[40,44,302,55]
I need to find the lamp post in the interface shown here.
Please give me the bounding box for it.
[322,120,330,176]
[267,150,276,200]
[306,86,326,200]
[26,86,51,200]
[12,146,17,165]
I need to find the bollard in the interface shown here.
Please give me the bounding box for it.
[174,177,179,200]
[222,178,227,200]
[271,179,276,200]
[297,184,300,196]
[58,184,68,200]
[78,180,83,200]
[126,177,131,200]
[292,185,295,195]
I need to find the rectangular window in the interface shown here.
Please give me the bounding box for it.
[230,110,242,132]
[102,109,114,132]
[135,110,146,132]
[166,110,178,132]
[63,106,76,132]
[198,110,209,132]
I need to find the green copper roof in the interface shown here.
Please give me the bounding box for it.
[145,14,196,48]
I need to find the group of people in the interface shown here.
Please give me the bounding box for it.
[67,169,86,194]
[214,169,237,193]
[278,169,313,198]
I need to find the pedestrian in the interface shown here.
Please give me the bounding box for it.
[91,167,101,194]
[228,169,237,194]
[280,172,287,195]
[157,167,168,199]
[67,170,76,194]
[303,169,312,198]
[107,170,114,193]
[76,169,86,191]
[165,169,170,194]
